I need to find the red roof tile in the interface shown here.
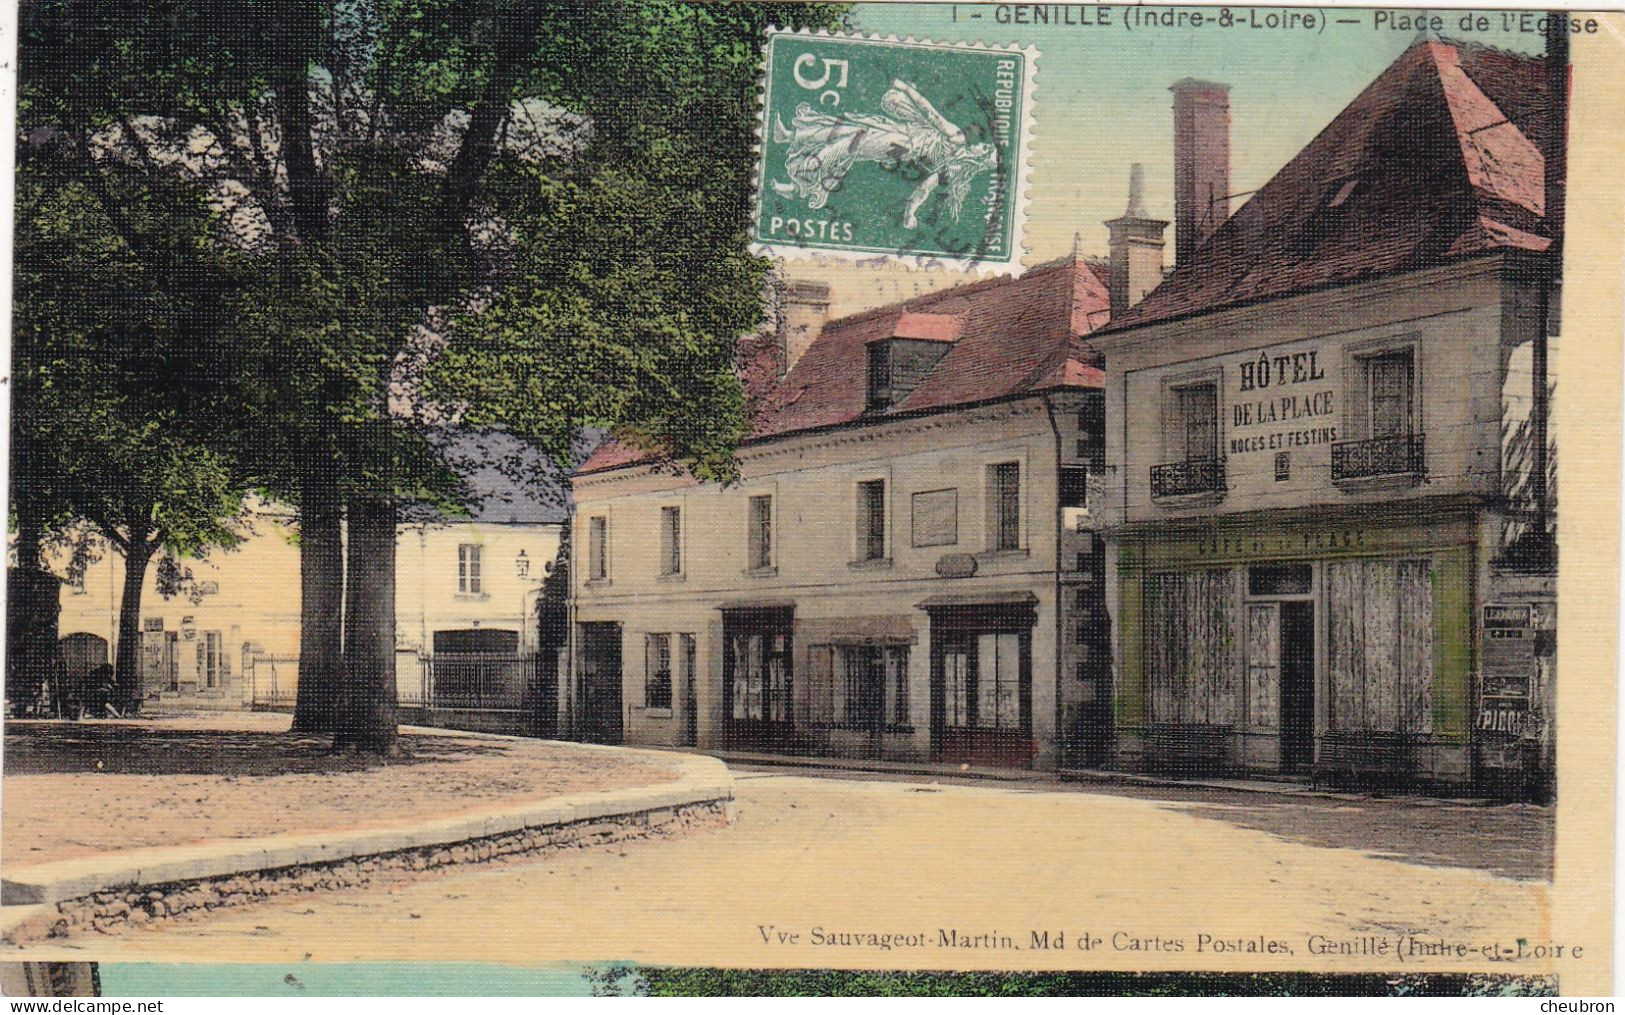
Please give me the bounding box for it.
[1104,39,1553,334]
[579,257,1111,474]
[885,312,964,343]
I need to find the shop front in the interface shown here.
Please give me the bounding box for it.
[1114,508,1475,786]
[721,604,796,753]
[921,593,1038,768]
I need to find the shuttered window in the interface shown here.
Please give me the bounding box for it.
[856,480,886,560]
[660,506,682,576]
[1178,383,1218,461]
[1366,351,1415,438]
[988,462,1020,551]
[747,495,773,569]
[200,631,224,689]
[587,517,608,581]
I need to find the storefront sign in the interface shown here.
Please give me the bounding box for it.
[1477,603,1536,737]
[1227,341,1341,458]
[1477,696,1531,736]
[1481,603,1535,698]
[1191,527,1367,559]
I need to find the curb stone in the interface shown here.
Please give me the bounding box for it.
[2,747,732,908]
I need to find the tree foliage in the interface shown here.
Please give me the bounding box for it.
[14,0,849,737]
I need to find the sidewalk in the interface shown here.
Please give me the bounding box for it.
[697,746,1501,806]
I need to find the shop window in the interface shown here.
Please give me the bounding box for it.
[1326,558,1435,733]
[856,480,886,560]
[728,628,792,723]
[944,632,1023,730]
[747,495,774,570]
[987,462,1021,551]
[457,543,482,594]
[810,645,910,727]
[659,506,682,576]
[1145,569,1241,726]
[645,633,672,709]
[587,517,608,581]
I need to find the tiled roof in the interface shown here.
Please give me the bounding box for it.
[579,257,1111,474]
[885,312,964,343]
[404,428,602,525]
[1103,39,1553,334]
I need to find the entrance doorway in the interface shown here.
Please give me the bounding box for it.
[925,600,1036,768]
[722,607,795,752]
[577,622,623,744]
[1279,601,1315,772]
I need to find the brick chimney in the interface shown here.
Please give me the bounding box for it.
[779,279,830,375]
[1170,78,1231,266]
[1104,163,1168,317]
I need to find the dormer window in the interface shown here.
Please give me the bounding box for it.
[867,342,892,412]
[865,312,962,413]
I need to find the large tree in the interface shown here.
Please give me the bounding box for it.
[16,0,846,750]
[11,153,252,704]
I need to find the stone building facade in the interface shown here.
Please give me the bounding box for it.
[1093,39,1559,791]
[568,254,1138,770]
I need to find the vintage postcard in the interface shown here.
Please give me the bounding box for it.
[1,0,1620,1001]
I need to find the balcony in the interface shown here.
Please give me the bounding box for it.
[1331,433,1425,482]
[1150,457,1226,499]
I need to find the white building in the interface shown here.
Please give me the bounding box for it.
[52,430,570,723]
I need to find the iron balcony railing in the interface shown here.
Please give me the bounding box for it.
[1150,457,1226,498]
[1331,433,1425,481]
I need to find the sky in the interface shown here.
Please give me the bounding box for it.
[790,4,1549,317]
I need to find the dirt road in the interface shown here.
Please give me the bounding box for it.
[16,772,1560,977]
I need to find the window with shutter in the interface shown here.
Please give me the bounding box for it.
[988,462,1020,551]
[659,506,682,575]
[1179,383,1218,461]
[1367,351,1414,438]
[748,495,773,569]
[856,480,886,560]
[587,517,608,581]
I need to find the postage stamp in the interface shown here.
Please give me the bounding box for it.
[750,30,1036,272]
[4,0,1624,1002]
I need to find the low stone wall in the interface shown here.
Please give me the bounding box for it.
[8,799,729,943]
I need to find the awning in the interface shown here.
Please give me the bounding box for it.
[915,590,1039,610]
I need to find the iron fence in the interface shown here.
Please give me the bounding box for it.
[244,655,299,711]
[244,651,544,715]
[420,652,541,712]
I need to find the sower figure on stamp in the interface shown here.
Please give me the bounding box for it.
[772,79,996,229]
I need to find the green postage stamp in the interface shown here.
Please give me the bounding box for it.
[751,30,1036,273]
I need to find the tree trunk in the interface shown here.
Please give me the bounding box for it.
[334,494,397,754]
[114,542,155,708]
[291,474,344,733]
[5,483,61,713]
